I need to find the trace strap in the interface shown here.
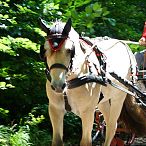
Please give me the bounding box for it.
[110,72,146,99]
[109,72,146,108]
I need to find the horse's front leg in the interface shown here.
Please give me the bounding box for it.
[49,103,65,146]
[80,109,95,146]
[46,82,65,146]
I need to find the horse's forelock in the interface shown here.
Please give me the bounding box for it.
[48,20,80,55]
[49,21,64,35]
[48,19,79,40]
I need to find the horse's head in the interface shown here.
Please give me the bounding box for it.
[39,18,76,93]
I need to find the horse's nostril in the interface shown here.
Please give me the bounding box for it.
[51,83,66,92]
[51,85,55,90]
[62,83,66,90]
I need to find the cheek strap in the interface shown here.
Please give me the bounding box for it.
[40,45,46,61]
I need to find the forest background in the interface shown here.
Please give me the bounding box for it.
[0,0,146,145]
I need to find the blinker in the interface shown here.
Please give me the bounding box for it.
[48,37,67,52]
[53,42,59,48]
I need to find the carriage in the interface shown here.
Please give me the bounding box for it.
[39,18,146,146]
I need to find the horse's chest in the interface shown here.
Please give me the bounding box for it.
[66,83,101,116]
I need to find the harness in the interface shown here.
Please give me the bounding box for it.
[66,37,107,89]
[40,36,146,109]
[80,37,107,82]
[41,35,107,86]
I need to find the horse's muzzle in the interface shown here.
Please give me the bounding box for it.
[51,83,66,93]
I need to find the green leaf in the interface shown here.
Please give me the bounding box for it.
[85,6,92,14]
[107,18,116,26]
[102,7,110,16]
[93,2,101,11]
[102,10,110,16]
[87,22,93,28]
[0,82,6,89]
[71,10,78,19]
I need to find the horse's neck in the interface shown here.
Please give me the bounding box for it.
[66,48,90,81]
[66,65,84,83]
[67,51,100,81]
[67,35,101,80]
[67,55,88,80]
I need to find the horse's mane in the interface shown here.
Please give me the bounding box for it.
[49,20,65,35]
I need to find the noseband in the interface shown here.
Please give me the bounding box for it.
[49,63,68,72]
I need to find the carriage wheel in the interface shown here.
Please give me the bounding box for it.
[92,109,136,146]
[92,109,105,146]
[125,133,135,146]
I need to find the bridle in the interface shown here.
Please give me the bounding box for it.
[43,34,75,81]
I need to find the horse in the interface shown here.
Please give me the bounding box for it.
[39,18,139,146]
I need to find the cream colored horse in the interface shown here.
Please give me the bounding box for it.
[39,18,137,146]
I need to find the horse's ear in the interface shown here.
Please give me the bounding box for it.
[62,18,72,36]
[39,18,50,34]
[40,45,46,61]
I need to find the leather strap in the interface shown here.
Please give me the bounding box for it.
[50,63,68,71]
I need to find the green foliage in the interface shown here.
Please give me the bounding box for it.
[0,123,51,146]
[23,104,48,126]
[0,104,52,146]
[128,44,144,53]
[64,112,82,144]
[98,0,146,40]
[29,128,51,146]
[10,126,31,146]
[0,108,9,117]
[0,108,10,124]
[36,0,110,36]
[0,125,11,146]
[0,124,31,146]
